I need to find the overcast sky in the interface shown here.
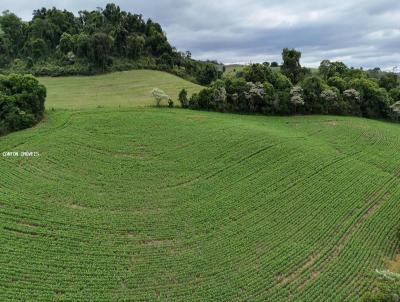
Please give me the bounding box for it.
[1,0,399,69]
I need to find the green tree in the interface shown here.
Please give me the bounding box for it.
[390,87,400,103]
[301,76,328,113]
[281,48,302,84]
[59,32,74,54]
[89,33,113,70]
[126,34,145,59]
[27,38,47,60]
[379,73,399,91]
[103,3,122,26]
[113,25,128,55]
[319,60,348,79]
[328,76,347,93]
[178,88,189,108]
[349,78,391,118]
[0,35,10,67]
[262,82,275,114]
[243,64,273,83]
[75,33,90,58]
[145,21,171,56]
[197,63,218,85]
[0,11,26,58]
[272,71,292,91]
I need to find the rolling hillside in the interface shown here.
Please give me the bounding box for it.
[39,70,203,109]
[1,102,400,301]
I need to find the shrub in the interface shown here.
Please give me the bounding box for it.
[0,74,46,135]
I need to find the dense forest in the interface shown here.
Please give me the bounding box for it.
[0,3,220,84]
[186,49,400,122]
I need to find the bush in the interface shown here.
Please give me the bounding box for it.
[0,74,46,135]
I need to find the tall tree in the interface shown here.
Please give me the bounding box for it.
[89,33,113,70]
[0,11,26,58]
[281,48,302,84]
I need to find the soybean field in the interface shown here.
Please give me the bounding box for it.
[1,104,400,301]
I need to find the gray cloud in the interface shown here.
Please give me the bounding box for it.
[1,0,399,69]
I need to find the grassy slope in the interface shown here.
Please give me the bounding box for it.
[39,70,203,109]
[1,71,400,301]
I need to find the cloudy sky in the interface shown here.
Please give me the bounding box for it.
[1,0,399,69]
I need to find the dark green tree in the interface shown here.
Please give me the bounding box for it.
[281,48,302,84]
[126,34,145,59]
[103,3,122,26]
[379,73,399,91]
[27,38,47,60]
[178,88,189,108]
[301,76,328,113]
[88,33,113,70]
[59,32,74,54]
[0,11,26,58]
[349,78,391,118]
[328,76,347,93]
[197,64,219,85]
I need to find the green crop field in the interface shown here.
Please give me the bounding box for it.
[39,70,203,109]
[1,71,400,301]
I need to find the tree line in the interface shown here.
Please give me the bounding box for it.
[0,4,219,85]
[183,49,400,122]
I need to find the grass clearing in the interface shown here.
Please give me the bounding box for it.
[39,70,203,109]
